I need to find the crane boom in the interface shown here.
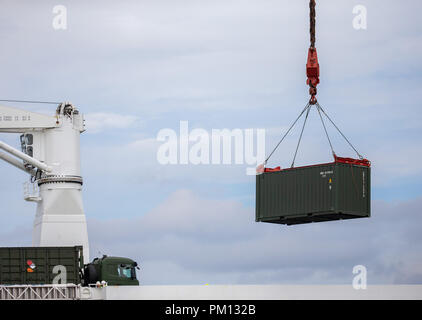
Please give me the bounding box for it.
[0,105,58,133]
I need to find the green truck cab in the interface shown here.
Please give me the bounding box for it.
[84,255,139,286]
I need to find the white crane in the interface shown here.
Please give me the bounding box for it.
[0,102,89,262]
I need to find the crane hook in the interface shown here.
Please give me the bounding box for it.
[306,0,319,105]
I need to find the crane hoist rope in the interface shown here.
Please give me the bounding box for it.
[263,0,366,168]
[307,0,319,105]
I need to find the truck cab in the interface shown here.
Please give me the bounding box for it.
[84,255,139,286]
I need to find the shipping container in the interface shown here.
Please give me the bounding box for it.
[0,246,83,285]
[256,157,371,225]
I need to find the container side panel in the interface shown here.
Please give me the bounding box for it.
[256,164,335,220]
[0,247,82,285]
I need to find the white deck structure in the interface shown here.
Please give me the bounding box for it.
[3,284,421,300]
[97,285,422,300]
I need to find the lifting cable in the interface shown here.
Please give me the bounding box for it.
[263,0,364,167]
[265,103,364,166]
[291,104,311,168]
[264,102,310,165]
[316,103,334,156]
[316,102,363,159]
[309,0,316,49]
[307,0,319,105]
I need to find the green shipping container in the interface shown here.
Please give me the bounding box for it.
[256,158,371,225]
[0,246,84,285]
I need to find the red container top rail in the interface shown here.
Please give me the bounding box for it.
[259,155,371,174]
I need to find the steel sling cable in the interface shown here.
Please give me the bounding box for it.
[316,102,363,159]
[291,104,311,168]
[264,102,310,165]
[264,1,320,167]
[316,103,335,156]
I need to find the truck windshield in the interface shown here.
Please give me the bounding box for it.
[117,264,134,278]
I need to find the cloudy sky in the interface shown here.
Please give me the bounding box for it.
[0,0,421,285]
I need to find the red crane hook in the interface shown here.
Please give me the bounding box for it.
[306,0,320,105]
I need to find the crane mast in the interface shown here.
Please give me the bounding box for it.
[0,103,89,262]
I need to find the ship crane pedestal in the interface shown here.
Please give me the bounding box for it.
[0,103,89,262]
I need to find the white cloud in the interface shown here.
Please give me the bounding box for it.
[84,112,139,133]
